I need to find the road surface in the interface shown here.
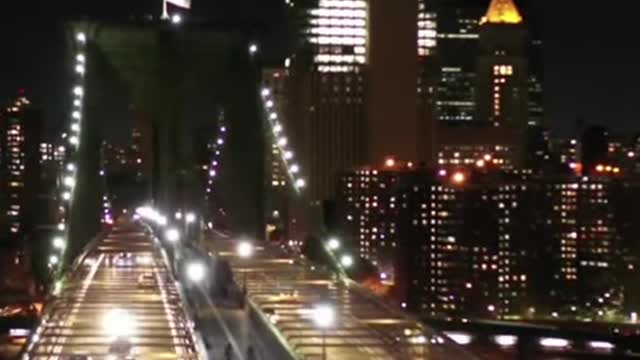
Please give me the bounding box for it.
[24,223,201,359]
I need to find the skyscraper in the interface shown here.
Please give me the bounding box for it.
[289,0,422,201]
[476,0,529,127]
[428,0,484,123]
[0,93,43,244]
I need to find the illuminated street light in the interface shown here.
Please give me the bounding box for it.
[165,228,180,243]
[75,64,85,74]
[265,100,274,108]
[270,113,278,120]
[237,241,254,293]
[327,238,340,251]
[171,14,182,24]
[49,255,60,266]
[57,223,66,231]
[71,123,80,132]
[273,123,282,134]
[249,43,258,55]
[69,136,79,146]
[185,212,196,224]
[284,151,294,160]
[76,54,85,63]
[290,164,300,174]
[175,211,183,220]
[53,237,66,250]
[76,32,87,43]
[277,137,288,147]
[64,176,76,188]
[295,178,306,189]
[340,254,354,268]
[186,262,207,283]
[62,192,72,201]
[237,241,254,259]
[73,86,84,97]
[261,88,270,97]
[103,308,136,339]
[312,304,335,360]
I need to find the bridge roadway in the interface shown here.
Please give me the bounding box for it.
[24,222,202,359]
[209,235,476,360]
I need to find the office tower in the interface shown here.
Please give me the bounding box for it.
[367,0,419,163]
[436,125,524,170]
[528,36,544,126]
[289,0,421,201]
[0,94,43,244]
[476,0,529,127]
[429,0,484,123]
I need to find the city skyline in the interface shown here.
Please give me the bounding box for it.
[3,1,640,359]
[1,0,639,136]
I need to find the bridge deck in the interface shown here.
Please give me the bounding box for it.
[25,224,200,360]
[212,237,476,360]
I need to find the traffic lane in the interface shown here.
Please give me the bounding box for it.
[188,282,296,360]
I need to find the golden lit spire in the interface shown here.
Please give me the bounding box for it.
[480,0,523,25]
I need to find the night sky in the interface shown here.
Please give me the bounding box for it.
[0,0,637,137]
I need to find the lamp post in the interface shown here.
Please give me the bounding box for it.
[327,238,340,251]
[340,254,354,268]
[312,304,335,360]
[237,241,254,294]
[186,261,206,284]
[165,228,180,243]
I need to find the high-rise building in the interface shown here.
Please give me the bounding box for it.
[337,161,634,320]
[0,94,44,244]
[289,0,422,201]
[476,0,528,127]
[428,0,484,123]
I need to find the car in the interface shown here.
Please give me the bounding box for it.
[137,273,155,289]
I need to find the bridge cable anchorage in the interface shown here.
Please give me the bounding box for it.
[260,87,306,193]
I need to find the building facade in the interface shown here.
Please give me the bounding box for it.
[337,164,635,320]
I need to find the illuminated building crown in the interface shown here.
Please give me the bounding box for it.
[480,0,523,25]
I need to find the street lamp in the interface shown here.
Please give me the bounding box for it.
[340,254,354,268]
[103,308,136,339]
[185,212,196,224]
[237,241,254,293]
[171,14,182,24]
[165,228,180,243]
[327,238,340,251]
[52,237,66,250]
[249,43,258,55]
[312,304,335,360]
[237,241,254,259]
[186,262,206,283]
[49,255,60,266]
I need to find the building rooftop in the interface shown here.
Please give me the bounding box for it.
[480,0,523,25]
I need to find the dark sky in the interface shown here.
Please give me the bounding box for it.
[0,0,637,137]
